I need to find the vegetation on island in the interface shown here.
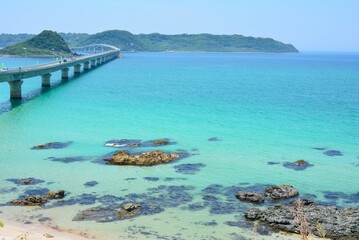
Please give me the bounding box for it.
[0,30,72,57]
[0,30,299,55]
[74,30,298,53]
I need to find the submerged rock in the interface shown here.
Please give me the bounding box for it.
[174,163,205,174]
[31,142,72,150]
[283,160,314,171]
[7,177,45,186]
[245,199,359,239]
[104,150,181,166]
[10,190,65,206]
[208,137,221,142]
[323,150,343,157]
[73,203,162,222]
[236,192,265,203]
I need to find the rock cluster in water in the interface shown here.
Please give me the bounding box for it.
[245,199,359,240]
[10,190,65,206]
[73,203,164,222]
[236,185,299,203]
[31,142,72,150]
[104,150,181,166]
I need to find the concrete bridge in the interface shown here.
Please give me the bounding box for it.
[0,44,120,99]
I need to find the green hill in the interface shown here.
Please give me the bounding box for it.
[74,30,298,53]
[0,30,299,54]
[74,30,145,51]
[0,30,72,57]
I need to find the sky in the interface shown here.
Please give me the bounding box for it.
[1,0,359,52]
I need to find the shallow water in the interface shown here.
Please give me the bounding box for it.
[0,52,358,239]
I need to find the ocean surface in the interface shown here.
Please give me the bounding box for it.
[0,52,358,239]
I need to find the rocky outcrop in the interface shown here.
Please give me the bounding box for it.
[11,195,48,206]
[118,203,141,219]
[46,190,65,199]
[153,139,169,145]
[104,150,181,166]
[236,185,299,204]
[265,185,299,200]
[236,192,265,203]
[10,190,65,206]
[73,203,162,222]
[245,199,359,240]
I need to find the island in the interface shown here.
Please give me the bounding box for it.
[0,30,72,57]
[0,30,298,55]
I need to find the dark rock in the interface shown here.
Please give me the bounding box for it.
[84,181,99,187]
[31,142,72,150]
[265,185,299,200]
[245,199,359,239]
[244,208,262,220]
[283,160,314,171]
[236,192,265,203]
[174,163,205,174]
[152,139,169,145]
[118,203,141,219]
[324,150,343,157]
[208,137,221,141]
[11,195,48,206]
[46,190,65,199]
[104,150,181,166]
[11,190,65,206]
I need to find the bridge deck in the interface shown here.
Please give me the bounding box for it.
[0,49,120,83]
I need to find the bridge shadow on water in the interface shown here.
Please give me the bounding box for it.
[0,72,86,115]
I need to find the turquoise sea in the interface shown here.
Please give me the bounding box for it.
[0,52,358,239]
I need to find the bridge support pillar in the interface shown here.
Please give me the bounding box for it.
[97,58,102,65]
[61,68,69,80]
[41,73,52,87]
[74,64,81,74]
[91,60,97,68]
[8,80,23,99]
[84,61,90,70]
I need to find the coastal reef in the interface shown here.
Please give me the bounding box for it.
[10,190,65,206]
[236,185,299,203]
[104,150,181,166]
[245,199,359,240]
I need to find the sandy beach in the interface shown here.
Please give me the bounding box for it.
[0,220,91,240]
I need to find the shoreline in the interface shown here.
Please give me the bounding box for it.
[0,219,92,240]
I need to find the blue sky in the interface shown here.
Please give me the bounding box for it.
[1,0,359,51]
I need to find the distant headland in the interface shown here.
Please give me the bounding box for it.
[0,30,299,56]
